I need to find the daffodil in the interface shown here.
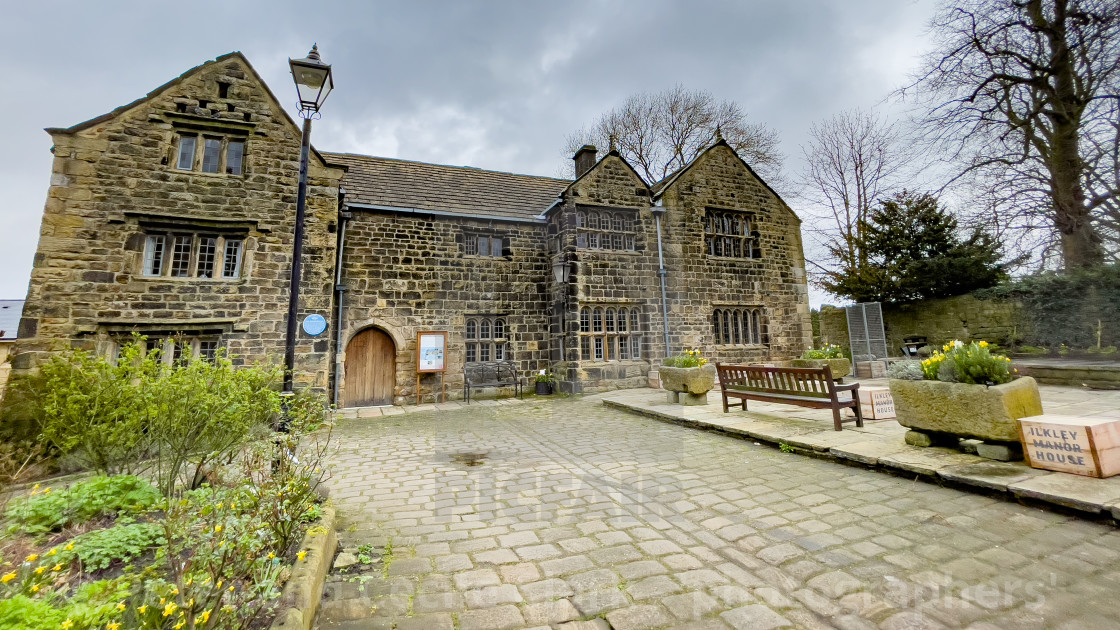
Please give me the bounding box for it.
[1,572,16,583]
[138,605,147,614]
[31,585,40,593]
[297,551,307,562]
[214,525,222,533]
[117,602,126,611]
[34,567,45,575]
[163,602,178,617]
[26,553,39,562]
[199,610,211,624]
[52,564,62,572]
[60,619,73,630]
[65,543,74,551]
[106,623,121,630]
[47,548,57,556]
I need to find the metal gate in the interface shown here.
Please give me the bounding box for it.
[845,302,888,360]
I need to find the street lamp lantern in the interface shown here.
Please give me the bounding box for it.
[552,259,571,285]
[289,44,334,115]
[282,44,334,406]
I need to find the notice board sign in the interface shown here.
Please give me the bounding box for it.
[416,331,447,373]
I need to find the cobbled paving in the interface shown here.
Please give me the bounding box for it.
[316,395,1120,630]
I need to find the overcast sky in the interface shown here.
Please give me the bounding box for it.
[0,0,934,306]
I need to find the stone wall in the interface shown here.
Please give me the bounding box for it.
[551,145,812,393]
[819,295,1021,356]
[338,211,551,404]
[12,53,342,390]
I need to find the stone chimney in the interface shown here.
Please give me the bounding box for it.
[573,145,597,178]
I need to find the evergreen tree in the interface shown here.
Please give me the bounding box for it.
[824,191,1007,302]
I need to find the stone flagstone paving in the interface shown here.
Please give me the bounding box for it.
[315,394,1120,630]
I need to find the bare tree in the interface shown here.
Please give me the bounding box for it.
[564,86,783,185]
[800,109,911,293]
[902,0,1120,268]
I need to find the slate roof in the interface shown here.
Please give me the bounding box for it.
[0,300,24,340]
[325,153,571,221]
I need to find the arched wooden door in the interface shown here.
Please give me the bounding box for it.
[343,328,395,407]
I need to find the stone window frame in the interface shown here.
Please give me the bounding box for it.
[109,334,223,366]
[704,208,761,259]
[174,132,246,176]
[712,307,765,346]
[575,207,637,251]
[462,232,510,258]
[579,305,641,362]
[465,314,509,363]
[141,230,245,280]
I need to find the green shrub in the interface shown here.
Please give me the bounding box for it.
[800,344,845,360]
[663,350,709,368]
[63,578,133,628]
[0,596,66,630]
[70,522,164,571]
[6,475,160,534]
[887,360,924,381]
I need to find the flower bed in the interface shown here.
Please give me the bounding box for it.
[0,338,333,630]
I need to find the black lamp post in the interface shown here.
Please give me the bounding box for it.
[283,45,334,398]
[552,257,572,389]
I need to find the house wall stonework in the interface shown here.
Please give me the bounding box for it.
[13,54,342,390]
[11,52,813,406]
[337,211,551,404]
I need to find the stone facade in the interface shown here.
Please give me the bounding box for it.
[12,52,813,406]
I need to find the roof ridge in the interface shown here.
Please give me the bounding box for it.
[322,152,572,184]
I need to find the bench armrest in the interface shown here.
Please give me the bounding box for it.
[832,382,860,391]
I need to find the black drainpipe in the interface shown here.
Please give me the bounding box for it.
[332,201,351,406]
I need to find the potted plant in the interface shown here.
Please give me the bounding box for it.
[534,370,556,395]
[791,344,851,379]
[660,349,717,405]
[889,340,1042,446]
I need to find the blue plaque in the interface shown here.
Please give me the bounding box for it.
[302,314,328,337]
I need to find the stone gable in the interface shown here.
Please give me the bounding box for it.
[15,53,343,389]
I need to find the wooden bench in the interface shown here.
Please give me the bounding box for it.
[463,361,524,404]
[715,363,863,431]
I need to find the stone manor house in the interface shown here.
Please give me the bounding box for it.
[12,52,812,406]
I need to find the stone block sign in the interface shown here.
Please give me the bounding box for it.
[858,386,895,419]
[1019,414,1120,478]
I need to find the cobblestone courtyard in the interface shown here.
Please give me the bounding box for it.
[317,395,1120,630]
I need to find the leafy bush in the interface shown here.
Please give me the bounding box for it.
[887,360,924,381]
[20,341,159,474]
[70,522,164,571]
[663,349,709,368]
[6,475,160,534]
[920,340,1013,385]
[0,596,65,630]
[800,344,845,360]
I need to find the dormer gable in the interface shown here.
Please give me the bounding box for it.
[563,148,652,210]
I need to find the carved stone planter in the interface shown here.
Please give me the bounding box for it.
[659,364,717,405]
[791,358,851,379]
[889,377,1043,444]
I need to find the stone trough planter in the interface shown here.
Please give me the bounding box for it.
[889,377,1044,460]
[659,364,717,405]
[790,358,851,380]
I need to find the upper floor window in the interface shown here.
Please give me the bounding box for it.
[579,305,641,362]
[465,315,508,362]
[463,233,507,258]
[576,209,636,251]
[142,231,243,279]
[713,307,764,345]
[705,209,760,259]
[175,133,245,175]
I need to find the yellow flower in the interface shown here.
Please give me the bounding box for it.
[163,602,177,617]
[297,551,307,562]
[35,567,45,575]
[199,610,211,624]
[48,548,57,556]
[33,484,40,490]
[1,572,16,583]
[52,564,63,572]
[106,623,121,630]
[65,543,74,551]
[228,585,235,592]
[173,621,185,630]
[268,552,275,559]
[214,525,222,533]
[26,553,39,562]
[117,602,126,611]
[43,488,51,494]
[31,585,40,593]
[138,605,147,615]
[979,340,989,347]
[216,502,223,509]
[60,620,73,630]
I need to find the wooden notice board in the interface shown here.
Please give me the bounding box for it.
[415,331,447,404]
